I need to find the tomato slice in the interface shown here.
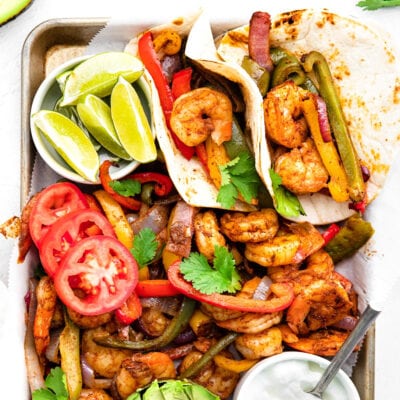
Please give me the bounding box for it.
[54,235,138,316]
[39,209,116,277]
[29,182,89,246]
[115,291,143,325]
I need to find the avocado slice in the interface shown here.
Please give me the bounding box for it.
[0,0,32,26]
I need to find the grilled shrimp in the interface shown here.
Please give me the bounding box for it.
[220,208,279,243]
[82,327,133,378]
[138,307,171,337]
[79,389,112,400]
[114,352,176,399]
[179,349,239,399]
[235,326,283,360]
[170,87,233,147]
[245,222,324,267]
[194,210,226,261]
[67,308,112,329]
[274,138,329,194]
[264,80,309,148]
[33,276,58,357]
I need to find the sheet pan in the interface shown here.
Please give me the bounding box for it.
[20,17,375,400]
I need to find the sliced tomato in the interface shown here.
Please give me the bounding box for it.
[39,209,116,277]
[115,291,143,325]
[54,235,138,316]
[29,182,89,246]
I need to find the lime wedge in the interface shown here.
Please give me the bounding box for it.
[111,77,157,163]
[56,70,72,93]
[32,110,100,182]
[61,52,144,106]
[77,94,131,160]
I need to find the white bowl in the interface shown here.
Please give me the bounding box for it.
[30,55,153,185]
[233,351,360,400]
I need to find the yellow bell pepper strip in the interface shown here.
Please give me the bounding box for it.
[213,354,258,373]
[167,261,294,313]
[189,309,213,337]
[179,331,240,379]
[302,95,350,202]
[93,189,134,249]
[162,247,182,271]
[59,312,82,400]
[302,51,366,202]
[94,296,196,351]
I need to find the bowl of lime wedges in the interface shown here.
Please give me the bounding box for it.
[30,52,158,184]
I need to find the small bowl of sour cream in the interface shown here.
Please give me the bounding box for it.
[233,351,360,400]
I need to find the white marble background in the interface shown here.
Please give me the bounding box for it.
[1,0,400,398]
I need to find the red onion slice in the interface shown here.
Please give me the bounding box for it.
[315,95,333,142]
[253,276,273,300]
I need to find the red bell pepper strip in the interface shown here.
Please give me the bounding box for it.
[322,223,340,245]
[135,279,181,297]
[171,67,193,99]
[99,160,141,211]
[128,172,173,197]
[115,291,143,325]
[194,143,210,176]
[167,261,294,313]
[138,32,195,160]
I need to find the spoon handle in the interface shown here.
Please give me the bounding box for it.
[308,305,380,398]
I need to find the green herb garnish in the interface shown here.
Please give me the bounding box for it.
[180,245,241,295]
[109,178,141,197]
[32,367,68,400]
[131,227,158,268]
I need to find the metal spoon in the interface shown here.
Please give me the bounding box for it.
[307,305,380,398]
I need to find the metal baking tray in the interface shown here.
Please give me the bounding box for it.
[20,18,375,400]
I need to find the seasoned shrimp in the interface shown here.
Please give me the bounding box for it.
[194,210,226,261]
[235,326,283,360]
[79,389,112,400]
[274,138,329,194]
[67,308,112,329]
[179,349,239,399]
[245,222,324,267]
[33,276,57,357]
[264,80,309,148]
[138,307,170,337]
[220,208,279,243]
[170,87,233,147]
[82,327,133,378]
[114,352,176,399]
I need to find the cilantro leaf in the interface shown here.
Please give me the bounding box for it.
[357,0,400,10]
[269,169,305,218]
[180,245,241,295]
[217,152,261,209]
[131,227,158,268]
[32,367,68,400]
[109,178,141,197]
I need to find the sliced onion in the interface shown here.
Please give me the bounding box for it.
[315,95,333,142]
[139,296,181,316]
[24,279,45,391]
[361,165,371,182]
[333,315,358,331]
[45,327,63,364]
[173,328,197,345]
[130,204,170,235]
[252,276,273,300]
[81,355,112,389]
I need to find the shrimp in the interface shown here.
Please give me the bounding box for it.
[179,349,239,399]
[114,352,176,399]
[274,138,329,194]
[82,327,133,378]
[170,87,233,147]
[138,307,171,337]
[220,208,279,243]
[264,80,309,148]
[67,308,112,329]
[235,326,283,360]
[283,329,352,357]
[194,210,226,261]
[33,276,58,357]
[79,389,112,400]
[245,222,324,267]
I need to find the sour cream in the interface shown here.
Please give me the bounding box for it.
[233,352,360,400]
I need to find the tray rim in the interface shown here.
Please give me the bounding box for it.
[19,17,375,400]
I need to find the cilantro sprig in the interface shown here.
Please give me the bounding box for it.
[109,178,141,197]
[356,0,400,10]
[131,227,158,268]
[269,169,305,218]
[32,367,68,400]
[180,245,241,295]
[217,151,261,209]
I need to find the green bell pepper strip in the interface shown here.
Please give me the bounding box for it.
[302,51,366,202]
[241,55,270,96]
[179,331,240,379]
[94,296,196,351]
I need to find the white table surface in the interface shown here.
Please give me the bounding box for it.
[1,0,400,398]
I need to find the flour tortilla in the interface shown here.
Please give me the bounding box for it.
[217,9,400,224]
[126,12,262,211]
